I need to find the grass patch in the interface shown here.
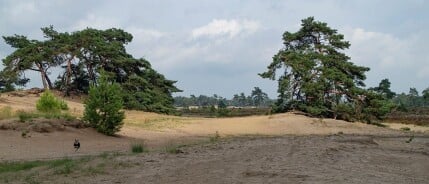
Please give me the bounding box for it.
[209,131,221,143]
[0,154,127,183]
[17,111,39,122]
[131,143,147,153]
[164,143,184,154]
[370,122,387,127]
[126,117,189,130]
[0,160,45,174]
[15,110,77,123]
[0,106,14,120]
[0,157,90,175]
[53,161,76,175]
[400,127,411,131]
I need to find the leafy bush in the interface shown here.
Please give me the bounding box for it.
[83,73,125,136]
[36,90,68,114]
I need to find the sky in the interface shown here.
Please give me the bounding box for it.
[0,0,428,98]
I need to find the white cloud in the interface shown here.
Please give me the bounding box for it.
[126,27,166,42]
[342,27,429,91]
[1,1,38,24]
[191,19,260,39]
[417,65,429,78]
[73,14,120,30]
[5,1,38,16]
[345,28,409,68]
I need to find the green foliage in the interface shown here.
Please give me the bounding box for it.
[260,17,369,117]
[423,87,429,101]
[2,27,180,114]
[259,17,396,122]
[83,73,125,136]
[59,100,69,110]
[174,90,274,108]
[17,111,39,122]
[369,79,396,99]
[333,103,355,121]
[0,160,45,174]
[362,89,396,122]
[16,110,75,123]
[251,87,269,107]
[0,158,78,174]
[36,90,68,114]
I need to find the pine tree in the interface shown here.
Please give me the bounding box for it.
[83,72,125,136]
[260,17,369,118]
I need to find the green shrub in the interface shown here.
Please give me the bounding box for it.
[131,143,146,153]
[36,90,68,114]
[83,73,125,136]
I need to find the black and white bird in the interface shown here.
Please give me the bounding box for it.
[74,139,80,152]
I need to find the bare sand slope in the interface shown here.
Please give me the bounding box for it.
[36,135,429,184]
[0,128,130,161]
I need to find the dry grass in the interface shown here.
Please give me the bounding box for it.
[124,110,198,131]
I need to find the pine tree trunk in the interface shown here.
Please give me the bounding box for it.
[36,62,49,89]
[65,56,74,95]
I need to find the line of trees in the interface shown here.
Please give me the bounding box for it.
[0,26,181,113]
[174,87,274,108]
[393,87,429,109]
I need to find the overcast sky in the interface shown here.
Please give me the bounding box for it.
[1,0,428,98]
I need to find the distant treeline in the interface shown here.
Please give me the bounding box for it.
[386,87,429,126]
[174,87,275,108]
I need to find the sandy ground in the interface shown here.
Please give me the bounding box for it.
[1,93,429,183]
[8,135,428,184]
[2,94,421,161]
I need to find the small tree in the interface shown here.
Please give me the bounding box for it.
[83,73,125,136]
[36,90,65,114]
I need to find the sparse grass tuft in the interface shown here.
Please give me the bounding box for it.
[0,106,14,120]
[209,131,221,142]
[406,134,415,143]
[164,143,184,154]
[131,143,147,153]
[53,161,76,175]
[17,111,39,122]
[400,127,411,131]
[370,122,387,127]
[21,130,29,138]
